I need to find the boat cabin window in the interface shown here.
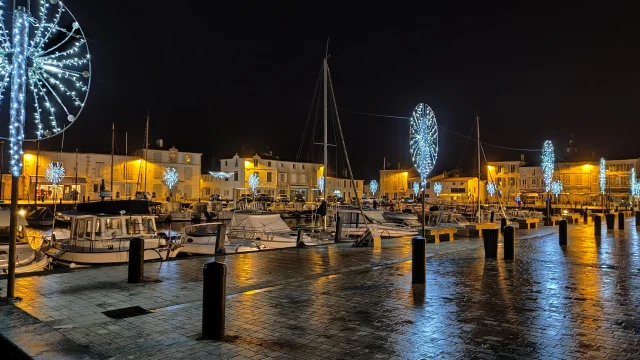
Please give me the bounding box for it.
[105,218,123,237]
[85,219,93,239]
[142,218,155,234]
[127,218,144,234]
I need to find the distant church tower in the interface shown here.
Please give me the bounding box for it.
[565,134,578,160]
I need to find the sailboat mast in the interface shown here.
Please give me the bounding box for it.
[111,122,115,200]
[125,132,128,198]
[144,113,149,193]
[323,57,328,202]
[476,114,481,220]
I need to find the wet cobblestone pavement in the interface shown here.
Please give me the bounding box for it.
[1,219,640,359]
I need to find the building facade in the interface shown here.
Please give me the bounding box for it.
[487,160,525,203]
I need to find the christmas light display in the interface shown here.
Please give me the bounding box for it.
[551,179,563,197]
[44,161,64,185]
[369,180,378,196]
[2,1,91,177]
[163,167,178,190]
[433,182,442,196]
[209,171,233,179]
[248,173,260,193]
[541,140,555,193]
[317,176,324,192]
[631,168,636,197]
[409,103,438,188]
[599,157,606,195]
[413,181,419,195]
[486,182,496,197]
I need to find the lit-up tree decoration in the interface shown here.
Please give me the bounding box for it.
[433,182,442,197]
[369,180,378,196]
[551,179,563,203]
[631,168,639,206]
[163,167,178,199]
[413,181,419,196]
[248,173,260,194]
[599,157,606,210]
[45,161,65,186]
[409,103,438,235]
[317,176,324,192]
[486,182,496,197]
[541,140,555,225]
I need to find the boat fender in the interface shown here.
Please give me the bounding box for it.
[187,238,193,243]
[70,262,77,268]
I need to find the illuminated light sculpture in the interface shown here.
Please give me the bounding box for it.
[369,180,378,196]
[486,182,497,197]
[317,176,324,192]
[541,140,555,193]
[551,179,563,198]
[631,168,636,197]
[163,167,178,190]
[2,1,92,176]
[599,158,606,195]
[413,181,419,195]
[209,171,232,179]
[433,182,442,196]
[409,103,438,188]
[45,161,64,185]
[248,173,260,193]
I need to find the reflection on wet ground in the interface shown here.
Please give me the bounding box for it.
[1,220,639,359]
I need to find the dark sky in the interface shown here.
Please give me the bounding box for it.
[18,1,640,181]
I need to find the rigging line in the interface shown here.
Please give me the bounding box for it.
[456,117,477,170]
[306,94,320,162]
[480,144,508,218]
[336,107,411,119]
[296,64,323,161]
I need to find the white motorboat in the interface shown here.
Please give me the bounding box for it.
[335,209,418,238]
[180,223,264,254]
[0,209,49,274]
[228,212,330,248]
[159,202,192,222]
[429,211,472,234]
[42,213,181,266]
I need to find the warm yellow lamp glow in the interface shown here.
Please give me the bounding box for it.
[582,164,592,171]
[24,153,34,161]
[244,160,252,168]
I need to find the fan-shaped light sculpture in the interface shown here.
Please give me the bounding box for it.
[541,140,555,193]
[551,179,563,197]
[409,103,438,188]
[248,173,260,193]
[45,161,64,185]
[317,176,324,192]
[369,180,378,196]
[599,158,606,195]
[2,1,91,177]
[163,167,178,190]
[413,181,419,195]
[486,182,496,197]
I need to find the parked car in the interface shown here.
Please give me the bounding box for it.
[278,195,290,203]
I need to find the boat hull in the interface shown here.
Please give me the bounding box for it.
[44,246,181,266]
[0,244,49,274]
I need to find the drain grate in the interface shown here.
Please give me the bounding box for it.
[102,306,151,319]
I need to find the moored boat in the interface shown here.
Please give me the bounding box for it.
[0,209,49,274]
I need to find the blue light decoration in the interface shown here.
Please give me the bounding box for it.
[486,182,497,197]
[630,168,636,197]
[369,180,378,196]
[412,181,419,195]
[433,182,442,196]
[209,171,233,179]
[163,167,179,190]
[44,161,65,185]
[248,173,260,193]
[333,190,341,197]
[409,103,438,189]
[541,140,555,193]
[599,157,606,195]
[2,2,92,177]
[317,176,324,192]
[551,179,563,197]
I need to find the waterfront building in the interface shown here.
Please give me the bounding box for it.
[487,159,525,204]
[428,177,485,204]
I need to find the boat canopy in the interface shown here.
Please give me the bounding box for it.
[231,214,292,233]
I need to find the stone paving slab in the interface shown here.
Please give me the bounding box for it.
[1,221,639,359]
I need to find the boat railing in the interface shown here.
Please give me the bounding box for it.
[47,235,160,254]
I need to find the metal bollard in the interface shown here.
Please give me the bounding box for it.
[636,211,640,227]
[618,212,624,230]
[605,214,615,230]
[500,217,507,233]
[583,211,588,224]
[594,215,601,237]
[215,224,226,254]
[296,229,305,248]
[559,219,567,246]
[411,236,426,284]
[202,262,226,340]
[482,229,498,259]
[334,215,342,242]
[128,238,144,283]
[503,226,515,260]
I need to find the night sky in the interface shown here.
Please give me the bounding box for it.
[14,1,640,181]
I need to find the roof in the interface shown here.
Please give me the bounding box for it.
[438,177,478,182]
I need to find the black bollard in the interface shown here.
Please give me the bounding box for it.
[202,262,226,340]
[482,229,498,258]
[128,238,144,283]
[411,236,426,284]
[618,212,625,230]
[503,226,515,260]
[334,215,342,242]
[594,215,601,237]
[583,211,588,224]
[559,219,567,246]
[605,213,615,230]
[636,211,640,227]
[500,217,507,233]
